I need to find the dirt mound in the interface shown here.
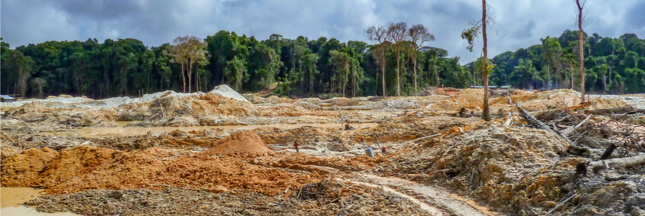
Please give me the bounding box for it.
[3,104,116,129]
[2,145,323,195]
[209,84,250,103]
[202,131,271,155]
[117,92,257,122]
[420,87,449,96]
[1,147,60,185]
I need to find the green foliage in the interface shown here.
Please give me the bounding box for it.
[3,29,472,98]
[461,25,481,52]
[224,56,246,91]
[483,30,645,93]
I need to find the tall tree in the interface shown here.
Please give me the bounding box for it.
[329,50,350,96]
[461,0,493,121]
[167,36,190,93]
[185,37,207,93]
[366,26,390,96]
[387,22,408,96]
[541,37,562,89]
[562,50,578,89]
[408,24,435,96]
[576,0,586,102]
[302,53,319,94]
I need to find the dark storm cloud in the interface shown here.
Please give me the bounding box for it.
[55,0,145,19]
[625,2,645,30]
[1,0,643,63]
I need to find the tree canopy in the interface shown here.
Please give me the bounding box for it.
[2,29,643,99]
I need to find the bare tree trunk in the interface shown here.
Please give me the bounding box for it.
[181,63,186,93]
[382,57,387,97]
[546,64,551,89]
[577,0,585,102]
[299,59,304,90]
[570,65,574,89]
[188,61,192,93]
[482,0,491,121]
[196,69,200,92]
[310,68,314,94]
[396,49,401,96]
[121,68,127,95]
[413,52,418,96]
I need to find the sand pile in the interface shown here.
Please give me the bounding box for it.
[209,84,250,103]
[1,145,323,195]
[427,88,484,111]
[202,131,271,155]
[116,92,257,123]
[3,103,116,129]
[420,87,449,96]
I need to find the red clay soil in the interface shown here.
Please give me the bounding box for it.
[201,130,271,155]
[1,145,323,195]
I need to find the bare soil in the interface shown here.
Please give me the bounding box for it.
[3,88,644,215]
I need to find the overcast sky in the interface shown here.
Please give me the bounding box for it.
[2,0,644,63]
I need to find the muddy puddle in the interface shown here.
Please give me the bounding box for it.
[1,187,79,216]
[51,122,379,137]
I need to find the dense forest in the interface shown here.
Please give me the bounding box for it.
[1,27,644,99]
[482,30,645,94]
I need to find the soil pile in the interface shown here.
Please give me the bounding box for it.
[3,103,116,129]
[1,145,323,195]
[202,130,271,155]
[209,84,250,103]
[116,92,258,124]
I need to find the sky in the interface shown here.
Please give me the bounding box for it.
[2,0,644,63]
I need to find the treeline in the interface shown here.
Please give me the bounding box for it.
[479,30,645,94]
[1,24,470,99]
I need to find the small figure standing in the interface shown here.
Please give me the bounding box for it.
[381,146,387,155]
[293,141,300,153]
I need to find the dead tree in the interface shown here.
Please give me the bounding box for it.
[576,0,586,102]
[367,26,390,97]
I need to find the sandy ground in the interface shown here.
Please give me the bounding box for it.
[2,87,644,215]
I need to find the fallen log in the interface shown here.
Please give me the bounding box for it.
[586,106,641,115]
[560,114,592,136]
[588,154,645,173]
[515,102,572,143]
